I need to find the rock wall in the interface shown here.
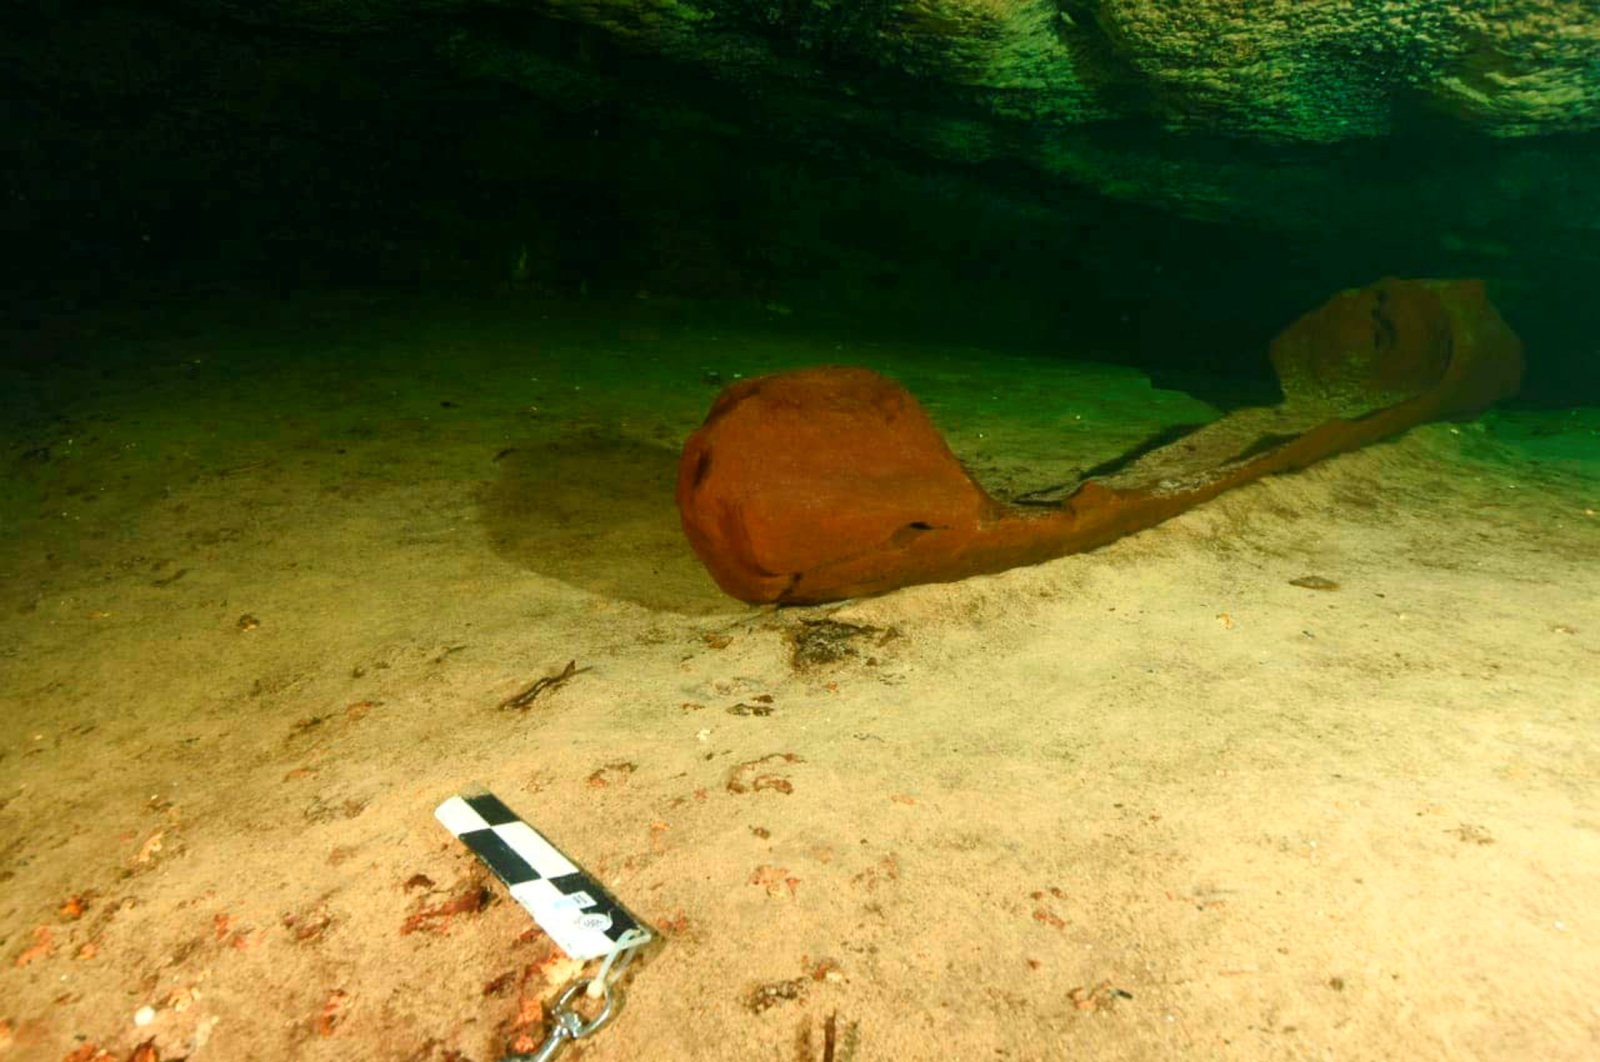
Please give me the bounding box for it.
[5,1,1599,395]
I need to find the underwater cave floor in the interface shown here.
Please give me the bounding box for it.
[1,293,1598,1062]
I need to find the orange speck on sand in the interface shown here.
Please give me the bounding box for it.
[59,1045,114,1062]
[135,831,165,864]
[344,700,378,721]
[316,989,349,1036]
[654,910,690,934]
[505,984,549,1056]
[512,993,544,1027]
[749,865,800,898]
[14,926,54,967]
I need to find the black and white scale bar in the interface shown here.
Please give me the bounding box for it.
[435,791,651,961]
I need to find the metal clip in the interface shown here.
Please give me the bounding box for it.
[503,978,616,1062]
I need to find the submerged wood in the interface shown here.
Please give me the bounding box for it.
[676,278,1524,605]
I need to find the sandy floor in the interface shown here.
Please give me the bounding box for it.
[2,293,1598,1062]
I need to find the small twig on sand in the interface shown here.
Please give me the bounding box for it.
[498,660,589,710]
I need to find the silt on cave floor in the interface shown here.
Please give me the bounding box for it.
[0,294,1598,1062]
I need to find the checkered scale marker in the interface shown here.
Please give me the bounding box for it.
[435,791,652,961]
